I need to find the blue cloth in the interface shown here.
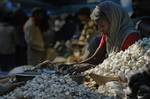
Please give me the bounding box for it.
[97,0,120,4]
[0,71,8,78]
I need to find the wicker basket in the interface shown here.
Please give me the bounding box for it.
[89,73,125,85]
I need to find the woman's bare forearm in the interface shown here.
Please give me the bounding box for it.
[80,46,106,65]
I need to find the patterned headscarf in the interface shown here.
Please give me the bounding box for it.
[91,1,138,54]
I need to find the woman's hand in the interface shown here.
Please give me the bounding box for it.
[33,60,96,75]
[62,63,96,75]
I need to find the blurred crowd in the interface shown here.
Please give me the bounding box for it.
[0,6,85,71]
[0,0,149,72]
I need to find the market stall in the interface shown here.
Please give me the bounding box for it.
[0,37,149,99]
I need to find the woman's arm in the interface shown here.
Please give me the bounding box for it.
[80,44,106,65]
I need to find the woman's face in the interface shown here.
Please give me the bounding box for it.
[97,19,110,35]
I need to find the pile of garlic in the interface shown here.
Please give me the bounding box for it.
[85,37,150,78]
[1,69,113,99]
[98,81,125,98]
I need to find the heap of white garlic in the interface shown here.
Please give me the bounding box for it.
[85,37,150,78]
[84,37,150,98]
[98,81,125,98]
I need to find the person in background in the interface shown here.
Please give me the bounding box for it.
[131,0,150,38]
[73,7,99,60]
[55,14,76,42]
[131,0,150,19]
[0,11,17,71]
[24,7,49,65]
[78,7,98,45]
[13,9,28,66]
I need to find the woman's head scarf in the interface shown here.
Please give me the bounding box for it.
[91,1,138,54]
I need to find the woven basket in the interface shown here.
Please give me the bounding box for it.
[89,73,125,85]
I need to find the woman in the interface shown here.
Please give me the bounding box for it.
[81,1,140,65]
[24,8,49,65]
